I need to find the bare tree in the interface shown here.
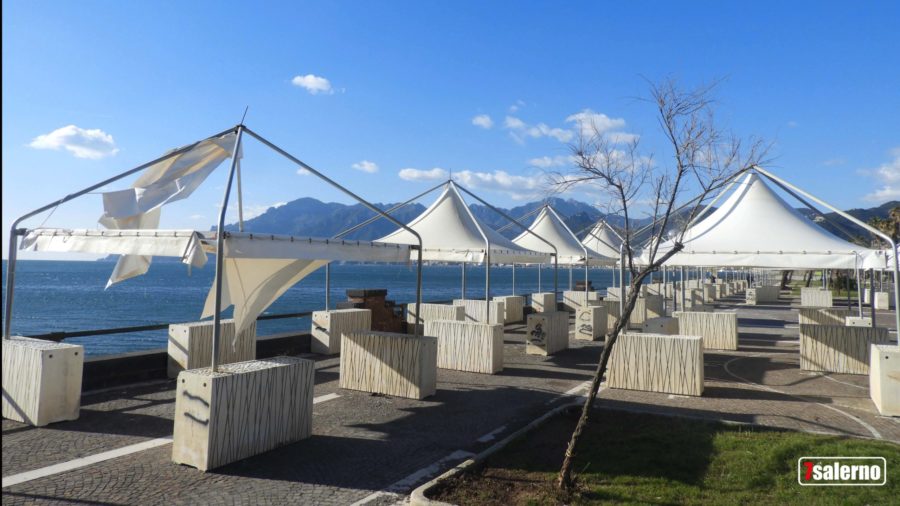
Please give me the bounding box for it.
[551,78,768,490]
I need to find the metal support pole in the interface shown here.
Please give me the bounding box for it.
[3,230,22,339]
[325,263,331,310]
[461,262,466,300]
[512,263,516,295]
[869,269,876,328]
[538,264,542,292]
[680,266,686,311]
[619,244,626,319]
[856,266,864,317]
[212,126,245,371]
[236,158,245,232]
[568,265,573,291]
[485,253,491,321]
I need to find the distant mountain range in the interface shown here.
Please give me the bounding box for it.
[222,194,898,245]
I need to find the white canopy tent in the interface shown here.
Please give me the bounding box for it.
[647,172,887,270]
[5,124,426,369]
[375,181,553,321]
[581,220,624,260]
[512,205,616,293]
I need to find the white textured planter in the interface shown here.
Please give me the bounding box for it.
[607,333,704,396]
[627,298,650,329]
[746,286,780,305]
[845,316,873,327]
[674,311,738,351]
[800,287,833,308]
[874,292,891,310]
[340,331,437,399]
[311,309,372,355]
[406,303,464,325]
[645,295,664,319]
[168,320,257,378]
[452,299,505,325]
[493,295,525,323]
[869,344,900,416]
[601,300,621,333]
[530,292,556,313]
[425,320,503,374]
[797,308,851,326]
[2,336,83,426]
[171,357,314,471]
[526,311,569,355]
[575,305,607,341]
[562,290,601,312]
[641,317,679,335]
[799,324,889,375]
[702,284,716,303]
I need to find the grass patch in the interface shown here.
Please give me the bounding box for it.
[432,410,899,505]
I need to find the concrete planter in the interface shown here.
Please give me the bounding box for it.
[168,320,257,378]
[869,344,899,416]
[2,336,83,426]
[526,311,569,356]
[561,290,601,312]
[406,303,464,326]
[340,331,437,399]
[641,317,679,335]
[530,292,556,313]
[799,324,889,375]
[493,295,525,323]
[575,305,607,341]
[452,299,505,325]
[800,287,833,308]
[171,357,314,471]
[798,308,851,326]
[425,320,503,374]
[674,311,738,351]
[311,309,371,355]
[607,333,704,396]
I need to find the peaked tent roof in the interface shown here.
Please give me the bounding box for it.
[581,221,623,260]
[513,206,615,265]
[377,183,550,264]
[649,172,887,269]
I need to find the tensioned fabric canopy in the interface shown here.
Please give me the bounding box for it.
[21,228,410,337]
[581,221,623,260]
[377,183,549,264]
[513,206,615,266]
[646,172,887,270]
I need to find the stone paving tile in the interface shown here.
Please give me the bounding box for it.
[3,295,899,505]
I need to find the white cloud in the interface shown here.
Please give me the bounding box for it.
[398,167,449,182]
[453,169,547,200]
[504,116,573,143]
[28,125,119,159]
[243,201,287,219]
[471,114,493,129]
[862,148,900,202]
[297,168,311,176]
[508,100,526,113]
[504,116,526,129]
[291,74,334,95]
[823,158,846,167]
[189,214,206,220]
[527,155,576,168]
[352,160,379,173]
[605,131,640,144]
[565,109,627,138]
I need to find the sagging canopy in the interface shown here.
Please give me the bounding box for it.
[21,228,410,337]
[582,221,623,260]
[513,206,615,266]
[377,182,549,264]
[98,131,239,288]
[646,172,888,270]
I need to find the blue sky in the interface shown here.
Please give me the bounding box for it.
[3,1,899,258]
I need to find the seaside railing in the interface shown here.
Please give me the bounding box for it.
[21,299,457,343]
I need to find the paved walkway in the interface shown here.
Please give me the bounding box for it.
[2,293,898,505]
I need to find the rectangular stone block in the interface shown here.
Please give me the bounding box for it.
[406,303,464,325]
[493,295,525,323]
[641,317,679,335]
[869,344,900,416]
[799,324,889,375]
[703,284,716,303]
[168,320,257,378]
[311,309,371,355]
[562,290,600,312]
[627,297,650,329]
[607,333,704,396]
[575,305,607,341]
[746,286,780,305]
[340,331,437,399]
[530,292,556,313]
[845,316,873,327]
[601,300,621,333]
[425,320,503,374]
[2,336,83,426]
[171,357,314,471]
[526,311,569,355]
[800,287,833,308]
[452,299,505,325]
[798,308,851,326]
[645,294,664,319]
[874,292,891,310]
[674,311,738,351]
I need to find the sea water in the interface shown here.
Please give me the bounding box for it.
[1,260,619,357]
